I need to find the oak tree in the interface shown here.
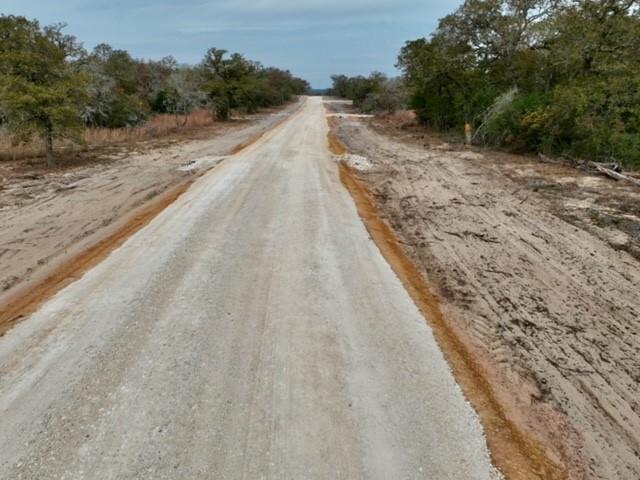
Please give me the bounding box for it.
[0,16,88,166]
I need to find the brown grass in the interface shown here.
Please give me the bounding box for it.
[376,109,417,125]
[0,109,214,161]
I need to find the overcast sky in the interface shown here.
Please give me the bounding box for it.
[2,0,461,88]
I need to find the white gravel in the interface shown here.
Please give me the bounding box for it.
[0,97,498,479]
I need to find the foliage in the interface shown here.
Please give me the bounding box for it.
[396,0,640,168]
[82,46,179,128]
[202,48,308,120]
[475,88,550,149]
[0,15,309,166]
[361,77,407,113]
[330,73,406,113]
[0,16,88,166]
[152,69,207,126]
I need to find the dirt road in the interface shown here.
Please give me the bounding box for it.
[0,102,300,314]
[330,107,640,480]
[0,98,500,479]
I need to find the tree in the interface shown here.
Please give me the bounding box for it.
[82,44,149,128]
[330,75,352,98]
[330,72,405,113]
[396,0,640,167]
[361,77,407,113]
[201,48,307,120]
[153,68,207,126]
[201,48,254,120]
[0,16,88,166]
[397,35,482,128]
[0,17,309,162]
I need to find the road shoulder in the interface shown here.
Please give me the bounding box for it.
[0,101,302,335]
[329,108,640,480]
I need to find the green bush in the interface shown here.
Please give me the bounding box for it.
[396,0,640,169]
[330,73,406,114]
[522,77,640,167]
[106,94,147,128]
[481,91,551,151]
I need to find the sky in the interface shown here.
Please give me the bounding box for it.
[2,0,462,88]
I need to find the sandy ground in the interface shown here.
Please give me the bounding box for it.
[0,97,500,479]
[0,102,300,311]
[330,106,640,480]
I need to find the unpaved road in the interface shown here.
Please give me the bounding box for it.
[330,106,640,480]
[0,98,499,479]
[0,102,300,307]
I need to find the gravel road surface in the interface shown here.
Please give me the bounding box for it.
[0,97,498,479]
[0,102,300,303]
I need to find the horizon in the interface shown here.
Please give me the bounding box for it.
[1,0,461,89]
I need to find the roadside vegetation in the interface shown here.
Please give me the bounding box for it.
[330,73,407,114]
[0,15,309,166]
[332,0,640,169]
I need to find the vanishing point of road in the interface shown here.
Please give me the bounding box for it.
[0,98,498,479]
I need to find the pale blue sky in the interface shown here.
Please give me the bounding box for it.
[1,0,461,88]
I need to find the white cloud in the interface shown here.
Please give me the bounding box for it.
[231,0,398,10]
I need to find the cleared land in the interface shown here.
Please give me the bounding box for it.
[0,98,500,479]
[329,102,640,480]
[0,102,300,332]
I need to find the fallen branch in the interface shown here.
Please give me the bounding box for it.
[538,153,563,165]
[589,162,640,187]
[536,154,640,186]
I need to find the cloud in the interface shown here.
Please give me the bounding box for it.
[223,0,402,12]
[1,0,461,87]
[175,7,412,36]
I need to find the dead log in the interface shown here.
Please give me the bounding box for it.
[589,162,640,187]
[538,153,561,164]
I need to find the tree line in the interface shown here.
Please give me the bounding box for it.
[0,15,309,166]
[333,0,640,168]
[330,73,406,113]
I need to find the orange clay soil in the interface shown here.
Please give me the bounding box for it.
[0,177,197,337]
[328,124,567,480]
[0,102,300,336]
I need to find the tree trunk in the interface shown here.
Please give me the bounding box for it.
[45,130,55,167]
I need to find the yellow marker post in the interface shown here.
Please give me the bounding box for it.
[464,123,473,145]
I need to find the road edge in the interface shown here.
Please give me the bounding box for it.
[327,118,567,480]
[0,102,303,337]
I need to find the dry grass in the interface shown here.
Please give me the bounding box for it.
[376,109,417,126]
[0,109,215,162]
